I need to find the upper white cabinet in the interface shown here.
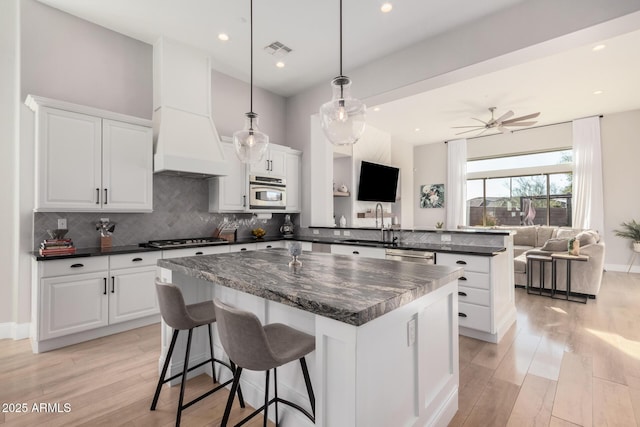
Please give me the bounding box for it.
[209,140,247,212]
[249,144,287,176]
[26,95,153,212]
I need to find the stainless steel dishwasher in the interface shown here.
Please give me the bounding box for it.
[385,248,435,264]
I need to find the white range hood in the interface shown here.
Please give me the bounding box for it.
[152,37,229,177]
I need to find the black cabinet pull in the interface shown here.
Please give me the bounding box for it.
[96,188,100,204]
[266,245,272,249]
[104,188,108,204]
[132,257,143,262]
[103,278,107,295]
[240,248,247,251]
[458,291,467,297]
[195,251,204,255]
[458,312,467,318]
[459,276,467,281]
[243,195,246,207]
[456,260,467,265]
[353,251,360,255]
[111,276,115,293]
[70,263,84,268]
[266,159,269,171]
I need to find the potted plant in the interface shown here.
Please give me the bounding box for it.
[614,220,640,252]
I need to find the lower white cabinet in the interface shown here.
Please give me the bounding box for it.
[436,251,516,343]
[330,244,386,259]
[162,245,230,258]
[32,251,161,352]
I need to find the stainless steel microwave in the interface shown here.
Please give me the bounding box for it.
[249,175,286,209]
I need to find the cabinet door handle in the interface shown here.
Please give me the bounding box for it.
[266,159,269,171]
[132,257,143,262]
[456,260,467,265]
[266,245,272,249]
[240,248,247,251]
[353,251,360,255]
[104,188,108,205]
[111,276,115,293]
[243,195,247,207]
[96,188,100,204]
[70,263,84,268]
[103,277,107,295]
[458,312,467,318]
[458,291,467,297]
[270,160,273,171]
[459,276,467,281]
[195,251,204,255]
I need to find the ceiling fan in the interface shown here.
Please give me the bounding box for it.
[453,107,540,136]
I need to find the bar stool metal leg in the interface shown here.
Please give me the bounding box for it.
[263,370,270,427]
[208,324,217,383]
[274,368,279,427]
[230,361,246,408]
[175,329,193,427]
[151,329,179,410]
[300,357,315,417]
[221,367,243,427]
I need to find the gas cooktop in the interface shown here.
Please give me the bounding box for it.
[143,237,229,249]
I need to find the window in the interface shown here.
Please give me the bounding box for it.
[466,150,572,227]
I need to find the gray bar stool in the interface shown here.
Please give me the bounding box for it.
[213,298,316,426]
[151,280,245,427]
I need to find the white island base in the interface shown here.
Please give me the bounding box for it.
[158,267,459,427]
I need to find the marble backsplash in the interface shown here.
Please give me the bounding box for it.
[33,174,298,249]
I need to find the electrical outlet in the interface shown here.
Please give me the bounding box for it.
[313,229,319,235]
[343,230,351,236]
[407,318,416,346]
[441,234,452,242]
[57,218,67,229]
[333,230,340,236]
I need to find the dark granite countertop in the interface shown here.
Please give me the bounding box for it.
[158,248,463,326]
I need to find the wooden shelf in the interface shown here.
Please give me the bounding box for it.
[333,191,350,197]
[357,211,393,218]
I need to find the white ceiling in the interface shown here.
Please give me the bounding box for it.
[36,0,640,145]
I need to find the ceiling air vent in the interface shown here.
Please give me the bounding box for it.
[264,41,292,58]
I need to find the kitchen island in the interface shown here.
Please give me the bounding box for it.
[157,249,463,427]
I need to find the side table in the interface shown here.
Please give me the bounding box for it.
[526,254,553,296]
[551,253,589,304]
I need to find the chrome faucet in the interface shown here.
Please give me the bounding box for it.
[375,202,384,241]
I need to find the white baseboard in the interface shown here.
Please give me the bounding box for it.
[0,322,30,340]
[604,263,640,273]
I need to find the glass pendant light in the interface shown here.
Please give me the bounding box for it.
[319,0,366,146]
[234,0,269,163]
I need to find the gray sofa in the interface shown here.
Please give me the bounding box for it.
[498,226,605,297]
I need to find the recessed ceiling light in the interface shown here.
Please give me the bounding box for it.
[380,3,393,13]
[218,33,229,41]
[592,44,606,52]
[593,90,603,95]
[414,128,420,132]
[373,107,381,112]
[276,61,285,68]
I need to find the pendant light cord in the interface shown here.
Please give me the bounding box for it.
[250,0,254,114]
[339,0,344,99]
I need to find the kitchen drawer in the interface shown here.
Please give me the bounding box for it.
[458,302,491,332]
[331,244,386,259]
[163,245,230,258]
[41,256,108,278]
[110,252,162,269]
[437,252,490,273]
[458,286,490,306]
[256,241,284,250]
[457,271,490,290]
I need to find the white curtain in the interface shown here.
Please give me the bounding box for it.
[446,138,467,228]
[572,116,604,234]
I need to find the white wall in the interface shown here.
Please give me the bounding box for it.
[390,139,415,228]
[413,143,447,228]
[0,0,20,328]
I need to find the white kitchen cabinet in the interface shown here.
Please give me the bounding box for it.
[229,243,258,252]
[108,252,162,324]
[26,95,153,212]
[256,241,285,250]
[285,150,302,212]
[249,143,287,176]
[32,252,161,353]
[208,140,247,212]
[330,244,386,259]
[162,245,230,258]
[436,251,516,343]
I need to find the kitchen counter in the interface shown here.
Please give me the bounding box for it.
[158,248,462,326]
[157,249,461,426]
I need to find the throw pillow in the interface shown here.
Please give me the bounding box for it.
[541,238,569,252]
[576,230,598,246]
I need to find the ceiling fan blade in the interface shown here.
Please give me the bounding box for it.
[451,125,485,129]
[471,117,489,126]
[498,126,510,134]
[502,112,540,124]
[493,110,514,124]
[455,128,485,135]
[504,121,537,127]
[476,128,490,137]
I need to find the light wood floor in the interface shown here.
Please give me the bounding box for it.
[1,271,639,426]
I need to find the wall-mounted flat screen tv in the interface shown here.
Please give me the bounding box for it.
[357,161,399,203]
